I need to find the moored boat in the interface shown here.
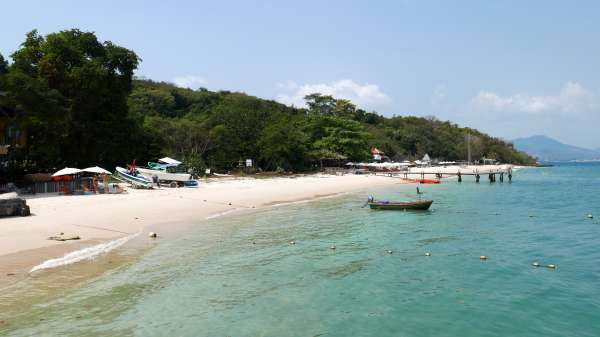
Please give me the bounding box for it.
[410,178,441,184]
[367,197,433,210]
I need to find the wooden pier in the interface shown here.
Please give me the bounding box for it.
[379,167,514,183]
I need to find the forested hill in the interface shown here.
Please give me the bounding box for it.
[128,79,536,170]
[0,29,535,177]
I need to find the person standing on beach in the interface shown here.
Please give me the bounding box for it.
[152,175,160,188]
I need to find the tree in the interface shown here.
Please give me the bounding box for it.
[258,116,308,170]
[307,115,371,162]
[304,93,336,116]
[6,29,141,168]
[0,53,7,74]
[333,98,357,118]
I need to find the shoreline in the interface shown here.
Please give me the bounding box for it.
[0,174,404,284]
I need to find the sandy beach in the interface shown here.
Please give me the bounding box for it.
[0,173,404,279]
[0,165,518,282]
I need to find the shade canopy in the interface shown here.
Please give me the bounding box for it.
[52,167,82,177]
[83,166,112,175]
[158,157,182,165]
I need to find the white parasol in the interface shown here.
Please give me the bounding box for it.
[83,166,112,175]
[52,167,82,177]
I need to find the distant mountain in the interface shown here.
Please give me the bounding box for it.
[513,135,600,162]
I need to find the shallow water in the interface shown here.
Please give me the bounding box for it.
[2,163,600,336]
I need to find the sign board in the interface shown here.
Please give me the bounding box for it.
[205,168,211,174]
[246,159,253,167]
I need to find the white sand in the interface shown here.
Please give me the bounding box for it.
[0,174,402,263]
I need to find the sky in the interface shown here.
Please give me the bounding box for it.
[2,0,599,148]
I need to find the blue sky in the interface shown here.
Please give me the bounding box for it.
[2,0,599,148]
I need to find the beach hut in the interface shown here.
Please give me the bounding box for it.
[51,168,83,194]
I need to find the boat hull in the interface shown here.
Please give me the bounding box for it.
[408,179,441,184]
[137,168,193,183]
[368,200,433,210]
[115,167,153,187]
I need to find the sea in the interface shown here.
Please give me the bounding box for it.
[1,162,599,337]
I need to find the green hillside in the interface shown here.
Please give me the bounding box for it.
[0,29,536,177]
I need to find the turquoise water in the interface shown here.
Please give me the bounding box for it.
[2,164,600,336]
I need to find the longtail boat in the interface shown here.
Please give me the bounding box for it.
[367,198,433,210]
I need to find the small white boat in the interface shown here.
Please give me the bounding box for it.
[115,167,153,187]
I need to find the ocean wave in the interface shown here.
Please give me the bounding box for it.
[30,233,139,273]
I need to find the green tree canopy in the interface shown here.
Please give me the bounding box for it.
[3,29,141,169]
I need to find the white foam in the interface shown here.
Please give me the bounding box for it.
[30,233,138,273]
[205,209,238,220]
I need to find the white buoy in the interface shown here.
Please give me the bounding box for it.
[330,245,336,250]
[425,252,431,256]
[387,250,393,254]
[148,232,157,238]
[587,214,593,219]
[532,262,540,267]
[290,241,296,245]
[480,255,488,260]
[547,264,557,269]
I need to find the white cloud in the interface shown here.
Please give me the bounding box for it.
[276,79,391,110]
[172,75,207,89]
[471,81,597,114]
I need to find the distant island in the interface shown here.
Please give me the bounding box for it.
[0,29,535,180]
[513,135,600,162]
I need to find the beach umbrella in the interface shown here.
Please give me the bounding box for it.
[83,166,112,175]
[345,162,354,166]
[52,167,82,177]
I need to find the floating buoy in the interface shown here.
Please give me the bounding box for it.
[547,264,557,269]
[387,250,393,254]
[148,232,157,238]
[587,214,593,219]
[480,255,488,260]
[532,262,540,267]
[290,241,296,245]
[425,252,431,256]
[330,245,336,250]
